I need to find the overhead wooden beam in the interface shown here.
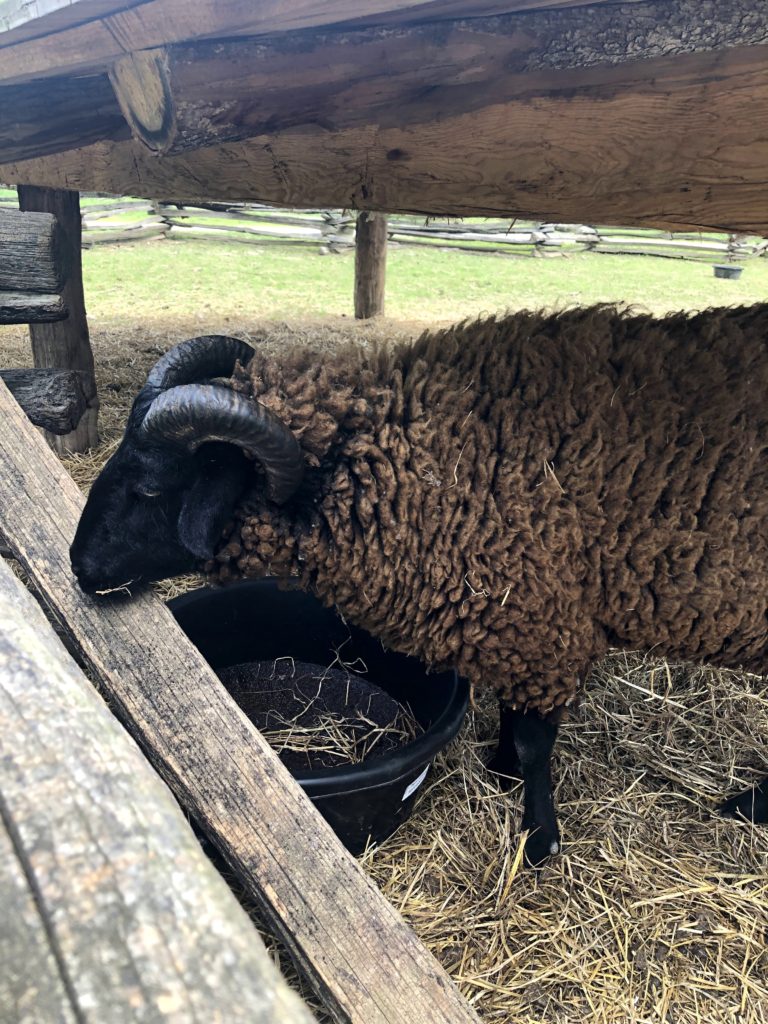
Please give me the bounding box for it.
[4,40,768,233]
[0,0,650,83]
[0,368,88,433]
[0,555,316,1024]
[82,2,768,156]
[0,2,693,154]
[0,377,481,1024]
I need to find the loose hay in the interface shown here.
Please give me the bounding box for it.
[4,317,767,1023]
[217,658,422,771]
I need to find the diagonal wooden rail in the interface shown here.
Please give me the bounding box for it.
[0,377,481,1024]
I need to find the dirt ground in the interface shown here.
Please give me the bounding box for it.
[2,315,767,1024]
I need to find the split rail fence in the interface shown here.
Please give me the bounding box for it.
[1,191,766,262]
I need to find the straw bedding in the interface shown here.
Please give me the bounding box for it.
[2,315,766,1022]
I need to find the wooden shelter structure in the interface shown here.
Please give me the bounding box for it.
[1,1,767,1020]
[1,0,767,232]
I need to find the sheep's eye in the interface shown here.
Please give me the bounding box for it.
[135,487,161,499]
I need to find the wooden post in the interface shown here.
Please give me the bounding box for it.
[17,185,99,453]
[0,555,315,1024]
[0,377,481,1024]
[0,368,88,434]
[354,212,387,319]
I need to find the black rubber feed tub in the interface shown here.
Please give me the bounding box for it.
[169,579,469,853]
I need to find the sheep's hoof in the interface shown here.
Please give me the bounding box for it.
[487,752,521,792]
[719,780,768,823]
[522,822,561,868]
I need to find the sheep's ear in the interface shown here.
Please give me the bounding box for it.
[178,459,248,560]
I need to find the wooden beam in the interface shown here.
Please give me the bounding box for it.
[0,207,72,292]
[0,555,316,1024]
[0,367,87,433]
[4,41,768,233]
[0,0,650,83]
[0,377,481,1024]
[100,3,768,156]
[354,212,388,319]
[0,290,67,323]
[0,72,126,163]
[17,186,99,453]
[3,2,761,158]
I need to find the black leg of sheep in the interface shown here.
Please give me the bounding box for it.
[720,777,768,823]
[489,705,560,866]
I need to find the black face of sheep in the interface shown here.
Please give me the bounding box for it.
[70,335,304,594]
[70,437,251,593]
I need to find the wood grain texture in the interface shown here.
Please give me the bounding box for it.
[0,291,67,323]
[102,3,768,155]
[354,213,387,319]
[17,186,99,453]
[0,208,72,293]
[0,378,481,1024]
[0,555,316,1024]
[0,823,77,1024]
[0,368,88,433]
[4,42,767,232]
[0,0,650,81]
[0,72,126,163]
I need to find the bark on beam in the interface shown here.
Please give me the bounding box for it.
[0,367,88,434]
[0,376,482,1024]
[17,185,99,453]
[0,555,316,1024]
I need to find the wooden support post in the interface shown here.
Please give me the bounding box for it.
[354,212,388,319]
[17,185,99,454]
[0,377,481,1024]
[0,368,88,434]
[0,555,315,1024]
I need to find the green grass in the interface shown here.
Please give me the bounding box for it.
[80,238,768,326]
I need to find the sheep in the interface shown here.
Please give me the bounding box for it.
[70,305,768,865]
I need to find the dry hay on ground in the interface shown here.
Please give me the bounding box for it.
[2,317,767,1023]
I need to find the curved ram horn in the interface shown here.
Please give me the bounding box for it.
[139,384,304,504]
[145,335,255,391]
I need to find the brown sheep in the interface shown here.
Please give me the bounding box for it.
[71,305,768,865]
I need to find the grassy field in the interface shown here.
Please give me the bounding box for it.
[80,237,768,326]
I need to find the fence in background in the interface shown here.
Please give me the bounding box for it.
[1,192,766,262]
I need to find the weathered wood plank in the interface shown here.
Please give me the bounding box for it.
[0,823,77,1024]
[0,377,481,1024]
[0,290,67,323]
[4,41,768,232]
[17,186,99,453]
[0,208,71,293]
[0,368,88,433]
[0,0,650,82]
[0,555,316,1024]
[354,212,387,319]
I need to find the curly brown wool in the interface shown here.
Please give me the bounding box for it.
[211,305,768,713]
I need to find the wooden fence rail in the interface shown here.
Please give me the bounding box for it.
[1,192,766,261]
